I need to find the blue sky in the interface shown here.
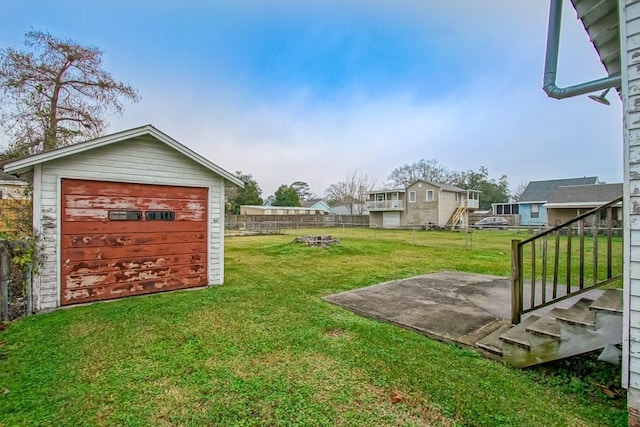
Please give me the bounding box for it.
[1,1,623,198]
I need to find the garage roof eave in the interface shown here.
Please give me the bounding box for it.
[3,125,245,187]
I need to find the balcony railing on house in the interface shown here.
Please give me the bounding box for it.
[464,198,480,210]
[511,197,623,324]
[366,200,405,211]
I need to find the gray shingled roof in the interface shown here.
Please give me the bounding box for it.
[433,182,467,192]
[369,188,405,194]
[413,180,468,193]
[519,177,598,202]
[369,180,475,195]
[547,183,622,204]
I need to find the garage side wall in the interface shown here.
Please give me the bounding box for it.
[622,0,640,418]
[33,136,224,311]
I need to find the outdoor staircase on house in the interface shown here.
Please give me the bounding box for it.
[448,204,468,230]
[475,289,622,367]
[476,197,623,367]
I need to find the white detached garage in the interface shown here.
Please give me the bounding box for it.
[3,125,243,312]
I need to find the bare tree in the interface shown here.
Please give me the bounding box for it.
[0,30,140,157]
[387,158,457,188]
[510,180,528,202]
[325,169,376,215]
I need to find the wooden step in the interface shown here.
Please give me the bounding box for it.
[476,324,513,356]
[556,298,596,330]
[590,289,623,315]
[526,308,566,340]
[499,315,540,350]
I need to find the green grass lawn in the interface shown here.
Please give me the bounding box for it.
[0,228,627,426]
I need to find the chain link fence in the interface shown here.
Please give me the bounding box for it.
[0,240,32,321]
[225,214,369,234]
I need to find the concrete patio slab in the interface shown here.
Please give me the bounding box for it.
[323,271,604,349]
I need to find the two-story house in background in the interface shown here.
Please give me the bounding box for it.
[366,180,479,229]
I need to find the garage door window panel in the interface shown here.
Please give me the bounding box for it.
[145,211,175,221]
[109,210,142,221]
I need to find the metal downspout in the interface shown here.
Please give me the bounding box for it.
[543,0,620,99]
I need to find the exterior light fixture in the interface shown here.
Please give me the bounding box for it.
[587,88,611,106]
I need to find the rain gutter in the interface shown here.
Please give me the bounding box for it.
[543,0,620,99]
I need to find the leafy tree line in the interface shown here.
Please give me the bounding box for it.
[225,176,318,213]
[387,159,509,210]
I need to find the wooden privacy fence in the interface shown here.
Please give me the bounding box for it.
[511,197,623,324]
[225,214,369,231]
[0,199,31,233]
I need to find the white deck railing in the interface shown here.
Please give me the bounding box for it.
[366,200,405,210]
[465,199,480,209]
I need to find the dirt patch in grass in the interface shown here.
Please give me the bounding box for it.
[324,327,348,339]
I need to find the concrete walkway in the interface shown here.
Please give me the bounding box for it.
[324,271,604,348]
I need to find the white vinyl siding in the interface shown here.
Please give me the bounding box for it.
[32,136,224,311]
[624,0,640,399]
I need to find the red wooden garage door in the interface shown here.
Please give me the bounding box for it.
[61,179,208,305]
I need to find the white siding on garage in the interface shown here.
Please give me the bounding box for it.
[622,0,640,405]
[32,135,224,311]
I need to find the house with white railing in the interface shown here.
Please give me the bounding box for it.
[366,180,480,229]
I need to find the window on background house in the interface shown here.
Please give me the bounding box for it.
[496,205,503,215]
[409,191,416,203]
[426,190,434,201]
[455,193,459,202]
[377,194,385,201]
[531,204,539,218]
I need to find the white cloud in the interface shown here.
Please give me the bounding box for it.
[111,70,623,198]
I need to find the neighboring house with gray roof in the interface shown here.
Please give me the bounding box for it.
[329,204,349,215]
[366,180,480,228]
[544,183,622,227]
[518,176,599,226]
[301,199,331,213]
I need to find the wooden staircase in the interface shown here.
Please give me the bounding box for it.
[448,204,468,230]
[475,198,624,367]
[476,289,622,367]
